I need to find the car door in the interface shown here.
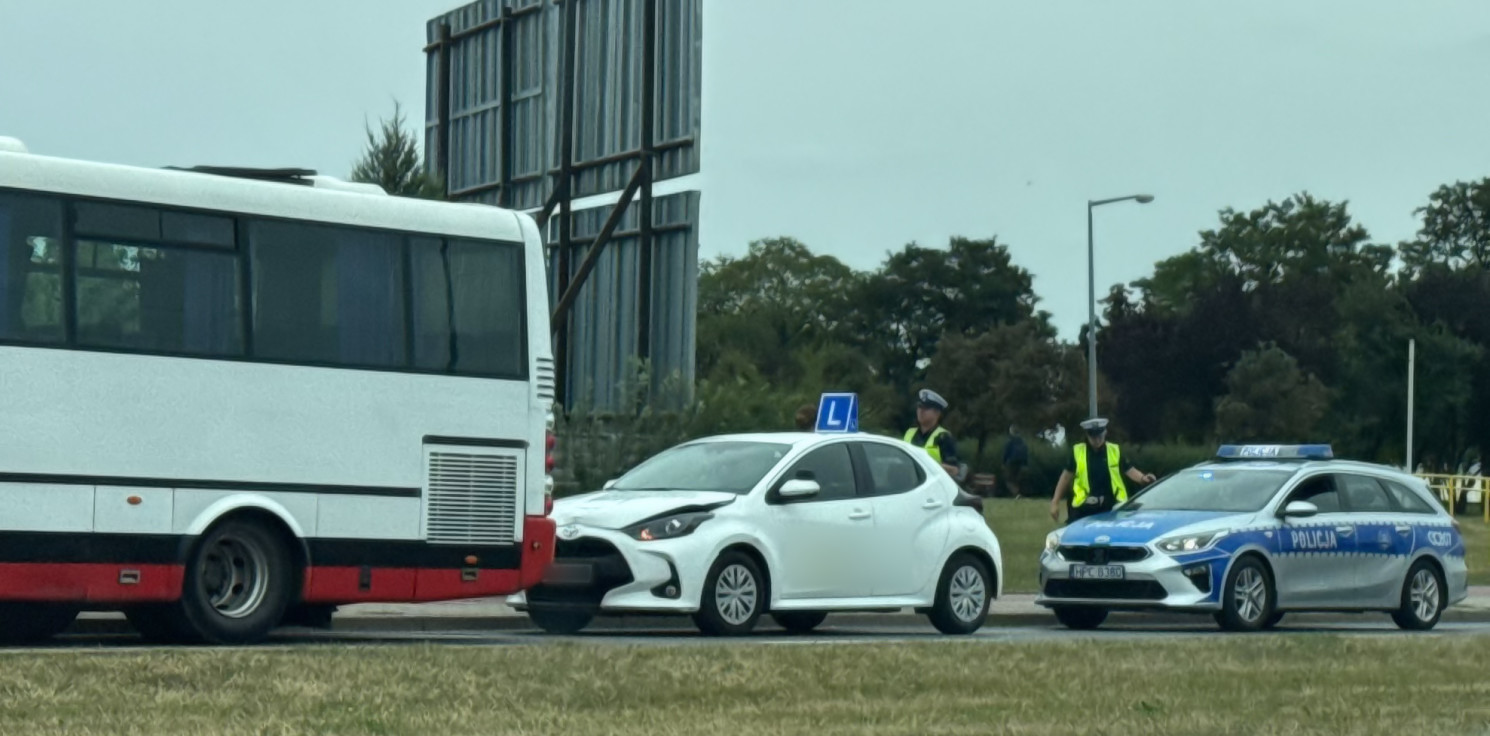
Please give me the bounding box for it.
[760,442,877,600]
[852,441,952,598]
[1337,473,1415,607]
[1272,474,1358,608]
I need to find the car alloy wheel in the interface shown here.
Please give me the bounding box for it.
[1232,567,1266,624]
[715,563,759,626]
[949,565,986,623]
[1393,559,1445,631]
[694,551,767,636]
[928,552,991,635]
[1216,555,1273,633]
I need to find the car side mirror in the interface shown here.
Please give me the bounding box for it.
[1282,500,1318,518]
[602,479,617,490]
[779,479,821,499]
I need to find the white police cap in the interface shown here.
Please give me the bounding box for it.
[1080,417,1109,432]
[917,389,948,411]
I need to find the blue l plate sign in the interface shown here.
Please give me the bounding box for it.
[815,392,859,434]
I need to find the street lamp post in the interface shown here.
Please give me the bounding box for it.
[1087,193,1154,419]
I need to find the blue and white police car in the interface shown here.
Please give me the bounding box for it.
[1037,444,1469,631]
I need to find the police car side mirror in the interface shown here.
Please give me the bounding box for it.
[1282,500,1318,518]
[603,479,617,490]
[779,479,821,499]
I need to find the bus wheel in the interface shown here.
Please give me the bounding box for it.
[0,603,79,644]
[178,519,294,644]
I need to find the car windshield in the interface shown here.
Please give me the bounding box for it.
[609,441,791,494]
[1122,467,1296,513]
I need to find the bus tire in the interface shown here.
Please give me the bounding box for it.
[0,603,79,644]
[177,519,294,645]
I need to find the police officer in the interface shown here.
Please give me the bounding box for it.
[1049,417,1155,523]
[903,389,961,477]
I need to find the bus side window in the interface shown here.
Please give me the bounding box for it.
[0,193,65,344]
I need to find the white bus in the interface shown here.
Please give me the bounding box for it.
[0,136,557,644]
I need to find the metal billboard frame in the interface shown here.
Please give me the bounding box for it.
[425,0,699,407]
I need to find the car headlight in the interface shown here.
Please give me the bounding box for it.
[624,512,714,541]
[1156,531,1228,554]
[1044,531,1063,553]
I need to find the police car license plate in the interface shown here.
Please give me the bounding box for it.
[541,563,594,585]
[1070,564,1125,581]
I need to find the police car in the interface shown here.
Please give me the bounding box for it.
[1037,444,1468,631]
[509,393,1003,636]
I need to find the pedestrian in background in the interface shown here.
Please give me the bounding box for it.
[1002,425,1028,498]
[794,403,817,431]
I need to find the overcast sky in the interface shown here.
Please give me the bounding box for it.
[2,0,1487,339]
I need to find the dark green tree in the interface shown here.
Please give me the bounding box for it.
[349,101,444,199]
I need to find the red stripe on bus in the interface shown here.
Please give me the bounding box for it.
[0,517,557,606]
[0,563,183,602]
[301,516,557,604]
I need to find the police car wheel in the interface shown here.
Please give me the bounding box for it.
[1391,559,1444,631]
[694,551,765,636]
[1217,555,1274,632]
[928,553,991,635]
[1052,606,1107,630]
[1262,611,1285,629]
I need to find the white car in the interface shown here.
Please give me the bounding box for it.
[508,432,1003,636]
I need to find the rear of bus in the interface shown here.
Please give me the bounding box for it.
[0,138,557,643]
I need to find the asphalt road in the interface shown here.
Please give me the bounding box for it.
[11,617,1490,653]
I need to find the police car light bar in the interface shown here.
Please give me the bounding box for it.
[1215,444,1334,461]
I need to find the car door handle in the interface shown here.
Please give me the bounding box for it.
[1334,526,1355,536]
[1395,524,1412,535]
[922,498,943,510]
[849,509,871,520]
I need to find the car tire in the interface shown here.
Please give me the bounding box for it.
[176,518,295,645]
[528,608,595,635]
[1052,605,1107,630]
[0,603,79,644]
[693,551,765,636]
[1216,555,1274,632]
[1262,611,1285,629]
[1392,559,1445,631]
[771,611,827,634]
[928,553,992,635]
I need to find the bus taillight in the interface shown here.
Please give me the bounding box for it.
[544,429,556,515]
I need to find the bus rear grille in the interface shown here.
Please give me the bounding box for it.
[426,452,519,545]
[536,356,556,403]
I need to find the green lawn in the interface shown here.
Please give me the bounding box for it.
[3,638,1489,734]
[983,497,1490,593]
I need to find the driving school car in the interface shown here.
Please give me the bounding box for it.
[1037,444,1468,631]
[508,428,1003,637]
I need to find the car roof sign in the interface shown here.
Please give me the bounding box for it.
[1215,444,1333,461]
[815,392,859,434]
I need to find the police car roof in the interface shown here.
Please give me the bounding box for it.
[1190,457,1416,480]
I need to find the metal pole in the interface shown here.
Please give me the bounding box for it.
[1087,202,1097,419]
[637,0,657,367]
[1408,338,1416,472]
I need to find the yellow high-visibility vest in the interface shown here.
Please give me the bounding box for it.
[1073,442,1127,506]
[903,426,950,463]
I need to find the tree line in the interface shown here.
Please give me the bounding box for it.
[685,180,1490,480]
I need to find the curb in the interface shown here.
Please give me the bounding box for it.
[64,608,1490,636]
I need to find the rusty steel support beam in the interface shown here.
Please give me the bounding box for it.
[549,162,648,336]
